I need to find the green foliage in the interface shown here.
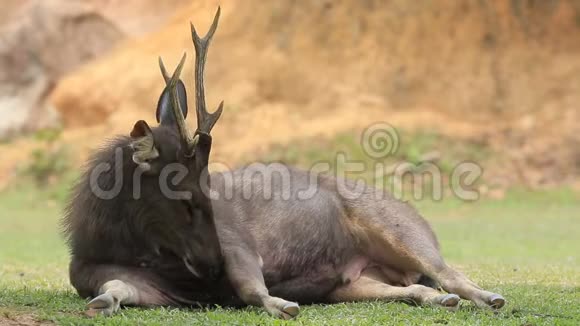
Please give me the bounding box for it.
[252,129,491,201]
[20,128,71,187]
[24,146,70,186]
[31,128,62,143]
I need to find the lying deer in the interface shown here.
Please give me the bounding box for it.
[63,8,505,319]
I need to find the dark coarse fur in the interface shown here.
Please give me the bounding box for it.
[63,126,227,304]
[64,135,154,265]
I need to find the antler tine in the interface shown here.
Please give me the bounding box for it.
[191,6,223,134]
[158,57,170,83]
[166,53,198,149]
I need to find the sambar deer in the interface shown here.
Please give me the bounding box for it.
[63,8,505,319]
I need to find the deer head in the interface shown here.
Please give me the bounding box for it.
[127,7,224,279]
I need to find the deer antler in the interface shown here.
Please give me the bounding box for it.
[157,8,222,156]
[159,53,199,152]
[191,7,223,135]
[158,57,171,84]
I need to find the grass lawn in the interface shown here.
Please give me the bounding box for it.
[0,182,578,325]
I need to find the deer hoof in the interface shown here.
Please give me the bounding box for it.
[489,294,505,309]
[440,294,460,308]
[86,293,120,317]
[432,293,460,311]
[281,302,300,320]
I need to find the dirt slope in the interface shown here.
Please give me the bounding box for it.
[3,0,579,189]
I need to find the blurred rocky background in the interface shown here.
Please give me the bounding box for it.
[1,0,579,196]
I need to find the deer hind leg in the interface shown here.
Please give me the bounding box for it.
[426,266,505,309]
[327,268,460,309]
[70,260,174,316]
[350,212,505,310]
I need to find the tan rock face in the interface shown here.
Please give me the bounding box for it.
[3,0,580,189]
[47,0,580,186]
[0,0,192,139]
[50,0,580,124]
[89,0,193,36]
[0,0,123,139]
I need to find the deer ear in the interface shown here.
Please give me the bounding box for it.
[130,120,153,138]
[130,120,159,167]
[156,79,188,126]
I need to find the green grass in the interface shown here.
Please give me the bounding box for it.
[0,181,579,325]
